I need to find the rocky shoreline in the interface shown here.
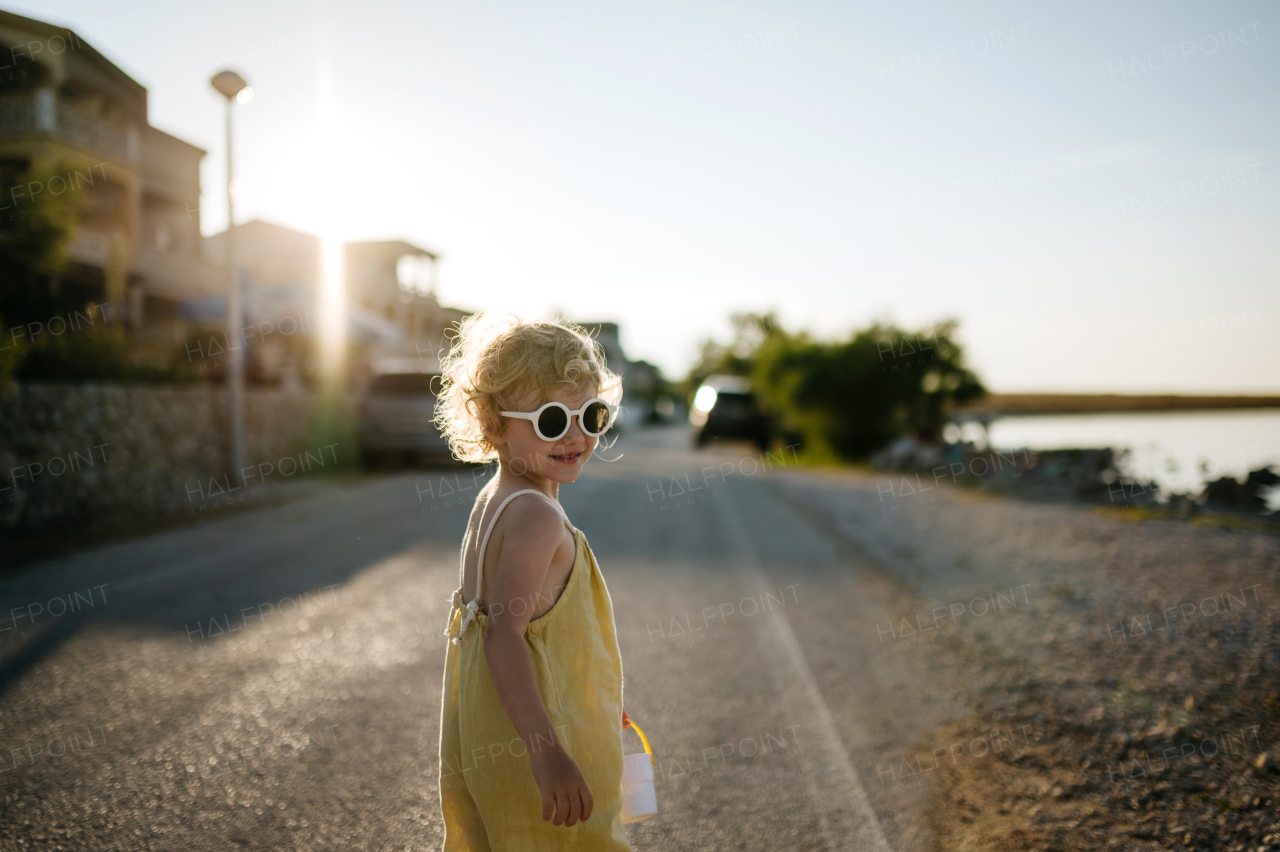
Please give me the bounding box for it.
[870,436,1280,531]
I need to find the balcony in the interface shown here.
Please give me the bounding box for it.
[134,247,225,302]
[0,90,139,163]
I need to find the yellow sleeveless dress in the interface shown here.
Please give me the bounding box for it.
[437,489,633,851]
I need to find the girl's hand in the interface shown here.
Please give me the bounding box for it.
[530,745,594,826]
[622,710,631,729]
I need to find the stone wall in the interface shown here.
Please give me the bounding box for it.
[0,382,353,531]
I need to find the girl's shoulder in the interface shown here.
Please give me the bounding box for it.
[493,489,565,536]
[474,483,566,543]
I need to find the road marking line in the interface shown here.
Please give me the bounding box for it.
[719,482,892,852]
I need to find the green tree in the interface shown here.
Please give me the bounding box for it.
[686,313,985,461]
[0,160,93,321]
[0,329,13,392]
[682,312,781,399]
[0,161,191,385]
[2,159,96,390]
[753,320,984,460]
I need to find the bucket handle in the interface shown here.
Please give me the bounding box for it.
[626,719,654,766]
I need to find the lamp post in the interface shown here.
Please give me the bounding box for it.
[210,70,253,483]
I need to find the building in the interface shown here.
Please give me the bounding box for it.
[199,220,468,389]
[576,320,656,425]
[0,9,467,387]
[344,239,467,375]
[0,8,221,349]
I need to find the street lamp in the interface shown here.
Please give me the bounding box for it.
[210,70,253,484]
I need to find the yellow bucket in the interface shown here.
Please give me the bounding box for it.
[620,720,657,823]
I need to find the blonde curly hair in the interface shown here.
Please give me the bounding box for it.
[433,313,624,463]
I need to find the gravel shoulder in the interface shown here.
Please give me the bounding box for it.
[770,464,1280,852]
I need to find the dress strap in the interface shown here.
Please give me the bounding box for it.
[470,489,574,605]
[449,488,575,645]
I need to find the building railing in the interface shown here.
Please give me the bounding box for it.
[0,90,138,162]
[0,96,36,137]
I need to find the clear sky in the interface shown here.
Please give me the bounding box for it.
[20,0,1280,391]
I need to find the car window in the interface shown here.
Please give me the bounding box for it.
[712,392,755,415]
[369,373,441,396]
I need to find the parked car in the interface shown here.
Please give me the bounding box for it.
[357,371,452,467]
[689,375,771,453]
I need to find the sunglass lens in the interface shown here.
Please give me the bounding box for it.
[537,405,569,440]
[583,401,610,435]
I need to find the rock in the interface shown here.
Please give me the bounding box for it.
[1198,465,1279,513]
[870,435,946,472]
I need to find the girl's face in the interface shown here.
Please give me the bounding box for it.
[491,382,600,484]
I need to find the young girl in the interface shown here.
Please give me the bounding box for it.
[433,313,634,851]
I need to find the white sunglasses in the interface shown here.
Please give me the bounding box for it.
[500,398,617,442]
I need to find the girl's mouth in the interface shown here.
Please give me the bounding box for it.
[550,450,583,464]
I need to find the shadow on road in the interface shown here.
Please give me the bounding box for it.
[0,463,480,700]
[0,430,791,703]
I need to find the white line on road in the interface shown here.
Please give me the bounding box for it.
[718,481,892,852]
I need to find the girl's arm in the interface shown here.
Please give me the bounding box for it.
[482,498,593,827]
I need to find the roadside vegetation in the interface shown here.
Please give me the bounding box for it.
[685,311,986,461]
[0,160,191,387]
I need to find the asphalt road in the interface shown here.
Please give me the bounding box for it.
[0,425,1001,851]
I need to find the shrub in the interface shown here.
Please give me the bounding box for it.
[14,324,196,383]
[689,312,986,461]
